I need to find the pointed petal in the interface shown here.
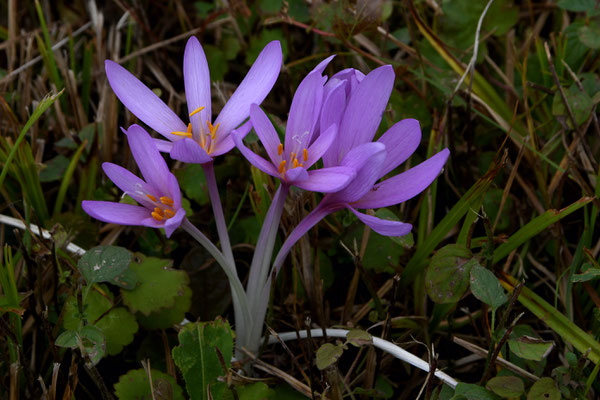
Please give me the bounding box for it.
[285,70,324,151]
[305,123,337,168]
[214,41,282,136]
[212,119,252,157]
[284,167,309,183]
[170,137,213,164]
[154,139,174,153]
[329,142,386,203]
[102,162,154,208]
[348,207,412,236]
[312,55,335,74]
[353,149,450,209]
[165,172,182,209]
[232,131,279,177]
[319,82,346,156]
[377,119,422,178]
[294,166,355,193]
[250,104,281,165]
[184,36,211,139]
[105,60,187,139]
[125,125,170,192]
[336,65,395,160]
[163,208,186,238]
[82,201,150,225]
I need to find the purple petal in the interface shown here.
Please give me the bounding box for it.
[284,167,309,183]
[320,84,347,168]
[305,124,337,168]
[294,166,355,193]
[212,119,252,157]
[312,55,335,74]
[328,142,386,203]
[377,119,422,178]
[163,208,186,237]
[348,207,412,236]
[170,137,213,164]
[82,201,150,226]
[165,172,182,209]
[154,139,174,153]
[105,60,187,140]
[214,41,282,136]
[353,149,450,209]
[285,70,324,151]
[250,104,281,165]
[336,65,395,161]
[183,36,211,140]
[232,131,279,177]
[102,162,154,208]
[125,125,170,192]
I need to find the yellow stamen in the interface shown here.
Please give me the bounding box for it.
[303,148,308,162]
[277,143,283,156]
[290,152,296,161]
[171,130,192,138]
[189,106,205,117]
[160,196,174,206]
[151,211,164,221]
[146,194,157,202]
[206,121,220,140]
[293,159,299,168]
[278,160,287,174]
[153,207,164,216]
[164,209,175,218]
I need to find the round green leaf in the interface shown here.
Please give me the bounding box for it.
[426,244,475,304]
[470,264,508,310]
[121,254,189,315]
[78,245,132,284]
[346,329,373,347]
[96,307,139,355]
[316,343,344,370]
[527,377,560,400]
[136,285,192,330]
[114,368,184,400]
[486,376,524,398]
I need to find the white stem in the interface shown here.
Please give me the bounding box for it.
[268,328,458,389]
[0,214,86,255]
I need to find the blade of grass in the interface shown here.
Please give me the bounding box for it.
[52,139,88,218]
[492,197,593,263]
[499,272,600,364]
[0,89,64,189]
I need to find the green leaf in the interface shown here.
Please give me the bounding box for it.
[362,230,403,274]
[237,382,274,400]
[78,324,106,365]
[485,376,524,398]
[55,330,78,348]
[375,208,414,248]
[346,329,373,347]
[426,244,475,304]
[172,318,234,400]
[78,245,133,285]
[508,336,554,361]
[246,30,288,66]
[173,164,209,205]
[316,343,344,370]
[121,254,189,315]
[135,285,192,330]
[470,265,507,310]
[526,377,560,400]
[557,0,595,11]
[453,383,500,400]
[39,154,69,182]
[205,45,228,81]
[551,84,594,127]
[571,263,600,282]
[578,25,600,49]
[259,0,283,13]
[114,368,184,400]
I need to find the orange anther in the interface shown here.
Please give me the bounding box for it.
[189,106,205,117]
[153,207,164,216]
[146,194,157,202]
[278,160,287,174]
[277,143,283,156]
[151,211,164,221]
[290,152,296,161]
[164,209,175,218]
[293,159,299,168]
[303,148,308,162]
[171,130,192,138]
[160,196,174,206]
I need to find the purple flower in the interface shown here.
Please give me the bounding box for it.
[232,57,355,193]
[272,65,449,269]
[82,125,185,238]
[105,37,282,164]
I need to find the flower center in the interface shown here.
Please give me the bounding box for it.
[170,106,220,154]
[146,194,176,221]
[277,143,308,175]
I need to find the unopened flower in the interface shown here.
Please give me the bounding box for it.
[105,37,282,164]
[233,58,355,192]
[82,125,185,237]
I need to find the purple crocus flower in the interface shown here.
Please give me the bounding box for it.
[82,125,185,238]
[232,58,355,193]
[272,65,449,269]
[105,36,282,164]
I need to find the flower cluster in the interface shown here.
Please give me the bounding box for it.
[83,36,449,357]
